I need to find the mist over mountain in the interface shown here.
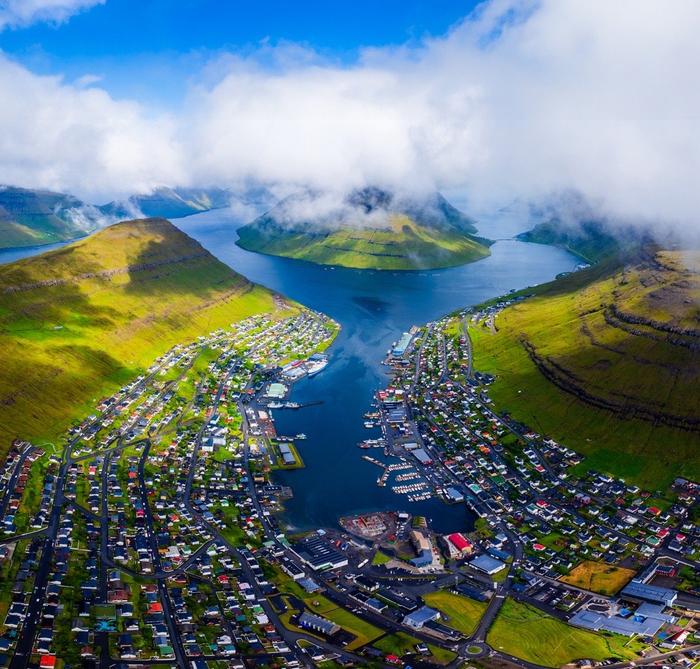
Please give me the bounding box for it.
[236,186,491,270]
[0,185,109,248]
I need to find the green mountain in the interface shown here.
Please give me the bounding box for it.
[518,219,621,264]
[236,187,492,270]
[100,186,232,220]
[0,217,284,451]
[0,185,106,249]
[468,247,700,486]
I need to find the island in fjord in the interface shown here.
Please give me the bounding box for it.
[236,187,492,270]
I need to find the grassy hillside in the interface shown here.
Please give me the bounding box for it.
[237,213,491,270]
[0,186,102,249]
[469,248,700,487]
[0,218,283,451]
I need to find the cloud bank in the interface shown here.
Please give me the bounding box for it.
[0,0,699,236]
[0,0,104,29]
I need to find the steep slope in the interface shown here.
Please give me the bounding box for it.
[0,218,284,449]
[517,219,621,264]
[236,188,491,270]
[100,186,233,220]
[0,185,105,249]
[468,248,700,486]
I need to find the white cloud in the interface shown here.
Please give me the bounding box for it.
[0,55,184,201]
[0,0,699,237]
[0,0,104,29]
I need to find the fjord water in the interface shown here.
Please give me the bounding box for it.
[177,210,579,534]
[0,212,578,534]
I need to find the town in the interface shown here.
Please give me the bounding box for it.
[0,299,698,669]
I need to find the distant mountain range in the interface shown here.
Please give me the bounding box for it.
[0,185,243,250]
[236,187,492,270]
[0,186,106,249]
[100,186,233,220]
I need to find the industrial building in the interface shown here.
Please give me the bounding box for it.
[298,612,340,636]
[570,602,675,637]
[292,535,349,571]
[392,332,413,357]
[278,444,296,466]
[621,580,677,607]
[470,554,506,575]
[412,448,433,466]
[403,606,441,629]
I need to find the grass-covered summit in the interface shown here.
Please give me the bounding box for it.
[236,187,491,270]
[469,247,700,486]
[0,217,284,451]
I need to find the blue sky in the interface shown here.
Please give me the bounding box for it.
[0,0,481,104]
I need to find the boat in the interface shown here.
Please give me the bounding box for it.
[306,358,329,377]
[364,421,375,428]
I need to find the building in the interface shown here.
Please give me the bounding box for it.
[445,533,473,557]
[570,602,675,637]
[470,554,506,575]
[413,449,433,466]
[410,530,434,568]
[392,332,413,357]
[278,444,296,466]
[622,580,677,607]
[292,535,348,571]
[265,383,287,399]
[403,606,441,629]
[445,487,464,502]
[298,612,340,636]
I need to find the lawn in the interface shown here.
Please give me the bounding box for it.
[561,561,636,596]
[371,550,392,566]
[422,590,488,636]
[487,599,642,667]
[373,633,456,665]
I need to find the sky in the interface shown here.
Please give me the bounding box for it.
[0,0,699,239]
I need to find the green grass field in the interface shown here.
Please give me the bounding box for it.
[374,633,456,665]
[487,599,642,667]
[0,218,288,456]
[237,213,491,270]
[422,590,487,636]
[469,249,700,487]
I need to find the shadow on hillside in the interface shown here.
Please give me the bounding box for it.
[123,235,246,297]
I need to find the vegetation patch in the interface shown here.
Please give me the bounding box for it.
[486,599,642,668]
[469,249,700,486]
[561,561,636,596]
[422,590,488,636]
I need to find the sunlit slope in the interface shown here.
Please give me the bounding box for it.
[470,249,700,486]
[237,213,491,270]
[0,218,282,450]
